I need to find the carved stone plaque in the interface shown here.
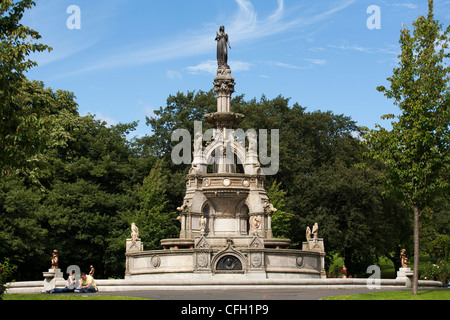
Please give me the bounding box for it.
[216,255,242,271]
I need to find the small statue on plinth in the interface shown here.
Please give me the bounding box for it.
[400,249,409,268]
[396,248,413,284]
[89,265,95,278]
[312,222,319,239]
[131,223,139,243]
[51,250,59,269]
[341,265,348,278]
[306,226,311,241]
[126,223,143,253]
[43,250,64,292]
[303,223,324,253]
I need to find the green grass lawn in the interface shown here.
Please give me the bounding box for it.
[324,290,450,300]
[3,294,149,300]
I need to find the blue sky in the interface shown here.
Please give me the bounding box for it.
[22,0,450,138]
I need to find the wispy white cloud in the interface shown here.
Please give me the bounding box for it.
[24,0,124,68]
[301,0,356,25]
[33,38,99,67]
[137,100,157,119]
[269,61,301,69]
[329,41,401,60]
[231,61,253,72]
[186,61,217,75]
[304,58,327,65]
[71,0,289,74]
[65,0,356,76]
[329,44,373,53]
[389,2,418,10]
[166,70,183,80]
[186,60,252,75]
[309,47,325,53]
[83,112,117,127]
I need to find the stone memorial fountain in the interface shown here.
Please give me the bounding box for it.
[125,26,326,281]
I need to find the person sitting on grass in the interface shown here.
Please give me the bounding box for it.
[76,272,98,293]
[45,270,78,294]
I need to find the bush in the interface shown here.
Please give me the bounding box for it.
[420,260,449,285]
[326,254,352,278]
[0,258,17,300]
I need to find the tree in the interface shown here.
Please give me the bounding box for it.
[0,80,80,280]
[364,0,450,294]
[144,90,216,158]
[130,162,179,250]
[266,180,294,240]
[0,0,52,171]
[39,114,152,279]
[0,174,47,280]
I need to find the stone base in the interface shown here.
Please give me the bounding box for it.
[396,267,413,278]
[42,269,65,292]
[126,239,143,253]
[302,239,325,253]
[396,268,414,288]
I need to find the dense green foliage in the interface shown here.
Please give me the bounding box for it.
[0,1,448,282]
[0,258,17,299]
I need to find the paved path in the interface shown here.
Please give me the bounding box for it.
[98,288,403,300]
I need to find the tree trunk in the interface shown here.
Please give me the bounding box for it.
[412,204,420,295]
[387,251,401,275]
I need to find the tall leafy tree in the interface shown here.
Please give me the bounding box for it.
[144,90,217,158]
[0,80,80,280]
[129,162,179,250]
[40,114,152,278]
[266,180,294,240]
[0,174,47,280]
[364,0,450,294]
[0,0,52,170]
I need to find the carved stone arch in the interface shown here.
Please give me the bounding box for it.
[211,240,246,273]
[203,132,223,164]
[236,199,250,235]
[201,200,215,216]
[203,138,249,173]
[236,198,249,215]
[233,141,247,167]
[201,201,215,234]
